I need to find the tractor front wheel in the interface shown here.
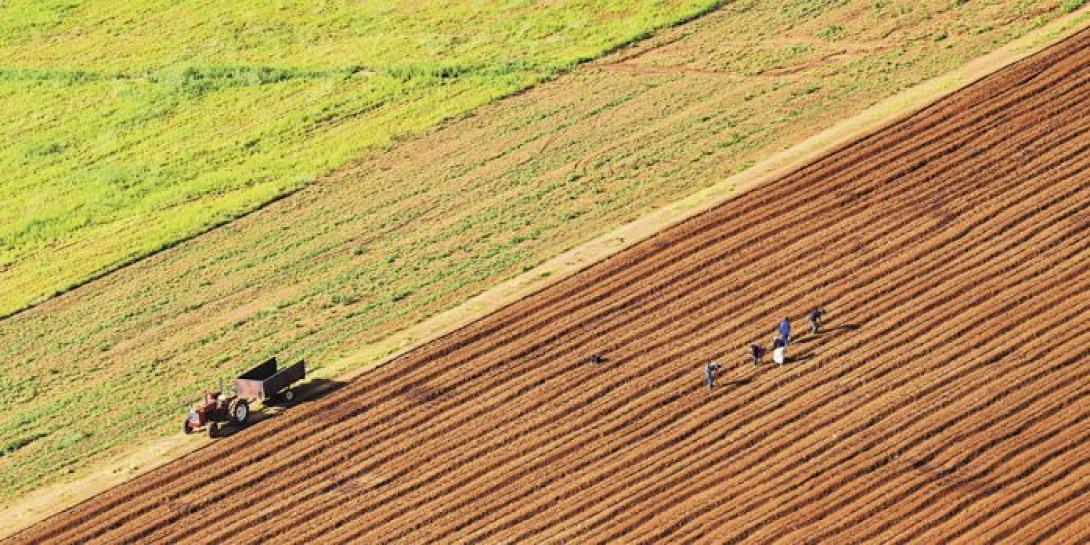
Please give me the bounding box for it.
[182,418,193,435]
[281,389,295,404]
[228,399,250,425]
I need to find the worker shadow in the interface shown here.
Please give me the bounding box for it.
[795,323,861,345]
[721,378,753,387]
[823,323,861,334]
[789,352,817,364]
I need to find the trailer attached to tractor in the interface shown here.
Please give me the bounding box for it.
[183,357,306,436]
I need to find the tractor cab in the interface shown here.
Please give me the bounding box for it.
[202,391,226,408]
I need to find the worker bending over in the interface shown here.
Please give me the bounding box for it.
[751,344,766,366]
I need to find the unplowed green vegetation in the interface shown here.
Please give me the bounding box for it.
[1,0,1085,510]
[0,0,720,317]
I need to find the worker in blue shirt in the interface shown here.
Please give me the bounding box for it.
[779,317,792,347]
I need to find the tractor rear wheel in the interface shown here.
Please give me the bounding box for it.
[208,422,218,438]
[228,399,250,425]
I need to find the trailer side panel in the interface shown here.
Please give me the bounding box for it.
[263,360,306,397]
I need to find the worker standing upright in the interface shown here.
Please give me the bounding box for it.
[808,307,825,335]
[705,361,723,391]
[779,316,792,347]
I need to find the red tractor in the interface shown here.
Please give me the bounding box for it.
[183,358,306,437]
[183,391,250,437]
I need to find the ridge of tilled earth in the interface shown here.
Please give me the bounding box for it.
[12,25,1090,545]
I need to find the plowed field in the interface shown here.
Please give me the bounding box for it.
[12,24,1090,545]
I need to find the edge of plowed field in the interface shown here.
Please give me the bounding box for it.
[2,6,1089,540]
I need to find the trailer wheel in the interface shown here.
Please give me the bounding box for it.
[228,399,249,425]
[281,389,295,404]
[182,418,193,435]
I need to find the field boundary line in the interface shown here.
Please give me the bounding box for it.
[1,6,1088,540]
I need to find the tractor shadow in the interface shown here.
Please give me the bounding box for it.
[210,378,347,438]
[291,378,349,404]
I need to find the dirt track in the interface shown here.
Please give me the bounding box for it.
[13,25,1090,545]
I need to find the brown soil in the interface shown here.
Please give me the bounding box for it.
[10,24,1090,545]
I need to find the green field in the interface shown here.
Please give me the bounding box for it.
[0,0,719,317]
[1,0,1084,513]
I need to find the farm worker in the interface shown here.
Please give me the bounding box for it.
[778,317,792,347]
[808,307,826,335]
[705,361,724,391]
[751,344,766,366]
[771,338,787,365]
